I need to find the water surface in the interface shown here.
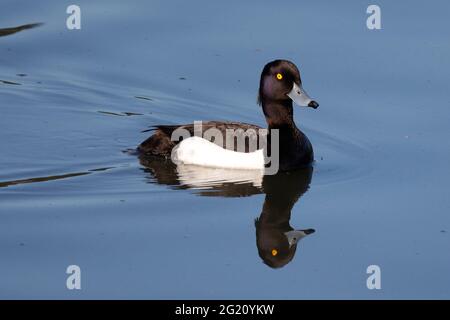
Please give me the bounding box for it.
[1,0,449,299]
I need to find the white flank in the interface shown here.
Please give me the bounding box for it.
[172,136,265,170]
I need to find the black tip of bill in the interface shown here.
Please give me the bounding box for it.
[308,101,319,109]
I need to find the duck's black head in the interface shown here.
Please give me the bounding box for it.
[258,60,319,113]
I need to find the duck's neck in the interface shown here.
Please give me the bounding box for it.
[262,100,313,170]
[262,100,299,134]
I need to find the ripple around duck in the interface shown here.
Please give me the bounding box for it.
[136,129,374,197]
[308,128,374,188]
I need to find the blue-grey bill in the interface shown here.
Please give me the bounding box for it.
[287,82,313,107]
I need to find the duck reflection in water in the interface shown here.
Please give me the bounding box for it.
[255,169,314,268]
[139,155,315,268]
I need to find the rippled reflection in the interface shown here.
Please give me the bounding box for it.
[0,23,43,38]
[0,167,114,188]
[140,155,315,268]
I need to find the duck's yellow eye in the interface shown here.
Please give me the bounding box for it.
[276,73,283,80]
[271,249,278,256]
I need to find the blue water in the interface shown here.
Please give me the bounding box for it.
[0,0,449,299]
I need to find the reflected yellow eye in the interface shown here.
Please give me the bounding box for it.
[271,249,278,256]
[276,73,283,80]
